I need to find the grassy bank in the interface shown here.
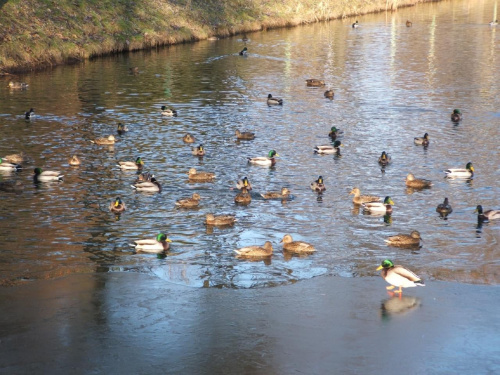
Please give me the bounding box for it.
[0,0,431,74]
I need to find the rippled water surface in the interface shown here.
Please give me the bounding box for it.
[1,0,499,286]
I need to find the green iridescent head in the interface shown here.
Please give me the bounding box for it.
[383,196,395,205]
[135,157,144,165]
[330,127,338,133]
[466,162,473,171]
[156,233,167,242]
[453,109,461,114]
[268,150,278,158]
[34,167,43,175]
[381,259,394,269]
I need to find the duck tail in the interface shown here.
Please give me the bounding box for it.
[58,175,64,180]
[415,280,425,286]
[131,185,137,190]
[90,140,96,144]
[234,250,242,255]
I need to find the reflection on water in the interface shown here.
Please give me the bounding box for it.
[380,295,422,319]
[0,0,499,287]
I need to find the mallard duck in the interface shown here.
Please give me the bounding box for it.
[489,20,498,26]
[236,176,252,191]
[117,123,129,135]
[135,172,154,183]
[378,151,391,166]
[68,155,81,166]
[188,168,215,181]
[33,167,63,182]
[450,109,462,122]
[328,127,343,140]
[385,230,422,247]
[444,162,474,179]
[183,133,195,143]
[91,135,115,145]
[192,144,205,156]
[205,213,237,226]
[267,94,283,105]
[109,197,126,213]
[261,187,291,200]
[306,79,325,87]
[239,47,248,56]
[352,20,359,28]
[414,133,429,146]
[310,176,326,192]
[436,198,453,215]
[207,36,219,41]
[131,233,172,253]
[131,177,162,192]
[376,259,425,294]
[280,234,316,253]
[234,241,273,257]
[0,180,24,193]
[349,187,381,204]
[324,89,334,99]
[475,205,500,221]
[248,150,279,166]
[161,106,178,117]
[406,20,413,27]
[2,152,29,164]
[24,108,34,119]
[9,81,28,89]
[314,141,342,155]
[175,193,201,208]
[0,158,21,171]
[235,190,252,205]
[405,173,432,188]
[235,129,255,140]
[129,67,139,74]
[117,157,144,170]
[362,196,394,213]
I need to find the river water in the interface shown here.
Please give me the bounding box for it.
[0,0,499,287]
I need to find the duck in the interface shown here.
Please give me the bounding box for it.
[117,157,144,170]
[349,187,381,205]
[192,144,205,157]
[414,133,429,146]
[91,135,115,145]
[239,47,248,56]
[362,196,394,214]
[135,172,154,183]
[475,205,500,221]
[33,167,63,182]
[352,20,359,28]
[328,126,343,140]
[234,241,273,258]
[24,108,35,119]
[405,173,432,188]
[9,81,29,89]
[444,162,474,179]
[129,67,139,74]
[310,176,326,192]
[161,106,178,117]
[248,150,279,166]
[131,233,172,254]
[68,155,81,166]
[489,20,498,26]
[175,193,201,208]
[314,141,342,156]
[306,79,325,87]
[385,230,422,247]
[131,177,162,192]
[436,198,453,215]
[378,151,391,166]
[236,176,252,191]
[0,180,24,193]
[376,259,425,294]
[188,168,215,181]
[2,152,29,164]
[324,89,334,99]
[0,158,21,171]
[267,94,283,105]
[450,109,462,122]
[280,234,316,253]
[205,213,237,226]
[235,129,255,140]
[109,197,126,213]
[183,133,195,143]
[117,123,129,135]
[406,20,413,27]
[235,190,252,205]
[260,187,291,200]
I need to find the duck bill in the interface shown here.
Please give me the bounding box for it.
[166,238,172,243]
[376,265,383,271]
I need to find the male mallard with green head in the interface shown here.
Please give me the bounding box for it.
[9,81,29,89]
[131,233,172,253]
[450,109,462,122]
[314,141,342,156]
[33,167,63,182]
[362,196,394,214]
[118,157,144,170]
[414,133,429,146]
[248,150,279,166]
[161,106,178,117]
[436,198,453,215]
[25,108,34,119]
[131,177,162,192]
[310,176,326,192]
[328,126,343,140]
[377,259,425,294]
[109,197,126,213]
[0,158,21,171]
[239,47,248,56]
[267,94,283,105]
[352,20,359,28]
[192,144,205,157]
[378,151,391,166]
[475,205,500,221]
[444,162,474,179]
[236,176,252,191]
[117,123,129,135]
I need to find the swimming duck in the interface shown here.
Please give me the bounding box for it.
[267,94,283,105]
[405,173,432,188]
[117,157,144,170]
[135,172,154,183]
[91,135,116,145]
[25,108,34,119]
[280,234,316,253]
[450,109,462,122]
[0,180,24,193]
[117,123,129,135]
[236,176,252,191]
[306,79,325,87]
[234,241,273,258]
[352,20,359,28]
[0,158,21,171]
[9,81,29,89]
[260,187,291,200]
[248,150,279,166]
[192,144,205,157]
[385,230,422,247]
[362,196,394,214]
[131,233,172,254]
[444,162,474,179]
[377,259,425,294]
[129,67,139,74]
[175,193,201,208]
[161,106,178,117]
[328,127,344,140]
[205,213,237,226]
[235,129,255,140]
[235,190,252,205]
[475,205,500,221]
[109,197,126,213]
[239,47,248,56]
[436,198,453,215]
[68,155,81,166]
[183,133,195,143]
[349,187,381,204]
[33,167,63,182]
[188,168,215,181]
[324,89,334,99]
[310,176,326,192]
[489,20,498,26]
[378,151,391,166]
[2,152,29,164]
[414,133,429,146]
[314,141,342,155]
[406,20,413,27]
[131,177,162,192]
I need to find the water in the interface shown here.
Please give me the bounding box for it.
[0,0,499,287]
